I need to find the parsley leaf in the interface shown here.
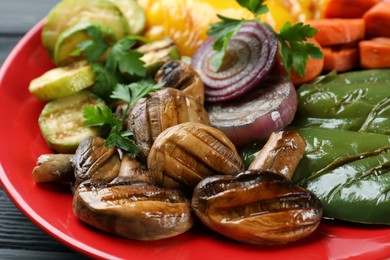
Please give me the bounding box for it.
[91,63,118,100]
[83,105,117,127]
[111,81,164,106]
[83,80,162,155]
[105,37,146,77]
[207,15,244,71]
[72,26,158,155]
[277,22,322,76]
[105,128,140,157]
[236,0,268,16]
[72,29,147,103]
[83,105,140,157]
[71,25,111,62]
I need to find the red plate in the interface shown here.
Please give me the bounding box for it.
[0,20,389,260]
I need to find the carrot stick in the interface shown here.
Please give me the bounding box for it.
[359,37,390,68]
[364,1,390,38]
[323,44,359,71]
[308,19,365,46]
[324,0,381,19]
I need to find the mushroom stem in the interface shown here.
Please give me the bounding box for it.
[248,131,306,179]
[32,154,74,183]
[111,153,153,184]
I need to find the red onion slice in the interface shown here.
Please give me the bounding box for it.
[191,21,278,102]
[206,75,298,148]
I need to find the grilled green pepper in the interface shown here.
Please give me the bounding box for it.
[240,70,390,225]
[293,69,390,135]
[292,128,390,225]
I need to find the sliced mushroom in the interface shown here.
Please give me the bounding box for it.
[127,88,210,162]
[191,131,323,245]
[155,60,205,105]
[148,122,244,191]
[73,180,194,241]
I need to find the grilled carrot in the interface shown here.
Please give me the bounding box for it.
[323,44,359,71]
[324,0,381,18]
[308,19,365,46]
[359,37,390,68]
[364,1,390,38]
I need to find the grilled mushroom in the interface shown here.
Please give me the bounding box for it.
[72,136,121,187]
[73,180,195,241]
[148,122,244,191]
[127,88,210,162]
[191,131,323,245]
[156,60,205,105]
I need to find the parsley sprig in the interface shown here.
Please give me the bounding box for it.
[82,81,163,156]
[71,26,111,62]
[73,25,160,155]
[72,25,148,101]
[208,0,323,76]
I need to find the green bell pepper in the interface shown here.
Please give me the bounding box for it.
[293,69,390,135]
[240,70,390,225]
[292,128,390,225]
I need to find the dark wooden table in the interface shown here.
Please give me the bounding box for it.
[0,1,87,259]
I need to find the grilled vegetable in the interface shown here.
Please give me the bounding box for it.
[248,131,307,179]
[42,0,129,57]
[109,0,146,35]
[73,179,194,240]
[293,69,390,135]
[136,38,180,77]
[192,170,322,245]
[38,91,105,153]
[191,21,278,102]
[206,75,298,148]
[192,131,322,245]
[126,88,210,161]
[32,154,74,183]
[28,61,95,101]
[293,128,390,225]
[72,136,121,187]
[112,153,153,183]
[156,60,205,105]
[147,122,244,191]
[54,22,116,66]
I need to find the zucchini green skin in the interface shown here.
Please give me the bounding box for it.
[109,0,146,35]
[294,69,390,135]
[42,0,129,57]
[54,22,117,67]
[292,128,390,225]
